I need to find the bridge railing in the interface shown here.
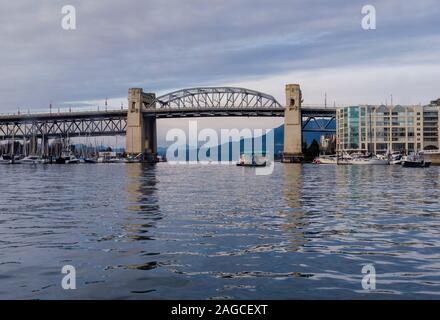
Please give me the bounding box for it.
[0,107,128,118]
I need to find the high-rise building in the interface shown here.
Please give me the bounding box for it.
[336,102,440,154]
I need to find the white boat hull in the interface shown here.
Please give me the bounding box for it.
[313,155,337,164]
[15,157,49,165]
[338,158,389,165]
[315,158,337,164]
[351,159,389,165]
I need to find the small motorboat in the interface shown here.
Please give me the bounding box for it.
[350,157,389,165]
[313,155,337,164]
[56,150,80,164]
[389,152,404,165]
[0,155,12,165]
[236,162,267,167]
[236,153,268,167]
[16,155,47,165]
[402,160,431,168]
[66,156,80,164]
[402,153,431,168]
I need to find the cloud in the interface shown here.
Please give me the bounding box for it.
[231,63,440,106]
[0,0,439,113]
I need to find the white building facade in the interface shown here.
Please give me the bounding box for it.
[336,104,440,154]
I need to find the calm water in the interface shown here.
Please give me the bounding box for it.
[1,163,440,299]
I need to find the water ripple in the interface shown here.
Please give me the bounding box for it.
[1,163,440,299]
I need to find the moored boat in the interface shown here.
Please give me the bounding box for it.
[56,150,80,164]
[0,155,12,165]
[236,162,267,167]
[337,153,389,165]
[402,153,431,168]
[236,153,268,167]
[313,155,337,164]
[389,152,404,165]
[16,155,48,165]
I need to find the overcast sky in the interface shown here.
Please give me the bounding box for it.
[1,0,439,116]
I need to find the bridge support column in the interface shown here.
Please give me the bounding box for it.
[30,136,38,155]
[126,88,157,162]
[42,136,49,157]
[282,84,304,163]
[143,115,157,162]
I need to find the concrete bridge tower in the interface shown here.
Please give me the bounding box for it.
[282,84,304,162]
[126,88,157,161]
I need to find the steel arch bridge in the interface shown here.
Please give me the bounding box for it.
[154,87,283,110]
[0,86,336,140]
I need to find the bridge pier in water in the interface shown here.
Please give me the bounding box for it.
[126,88,158,162]
[282,84,304,163]
[127,84,305,163]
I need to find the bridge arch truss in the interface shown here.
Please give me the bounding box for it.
[154,87,283,110]
[0,111,127,140]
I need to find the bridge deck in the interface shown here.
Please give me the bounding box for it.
[0,107,336,139]
[0,107,336,121]
[0,109,128,122]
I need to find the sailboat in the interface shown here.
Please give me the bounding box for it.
[17,155,46,165]
[18,133,50,164]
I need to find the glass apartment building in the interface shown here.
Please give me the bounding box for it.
[336,104,440,154]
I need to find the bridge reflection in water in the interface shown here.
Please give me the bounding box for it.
[124,164,161,243]
[281,164,308,251]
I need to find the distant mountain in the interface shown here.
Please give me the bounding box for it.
[158,127,283,160]
[157,119,336,160]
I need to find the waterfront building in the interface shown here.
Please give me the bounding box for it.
[336,102,440,154]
